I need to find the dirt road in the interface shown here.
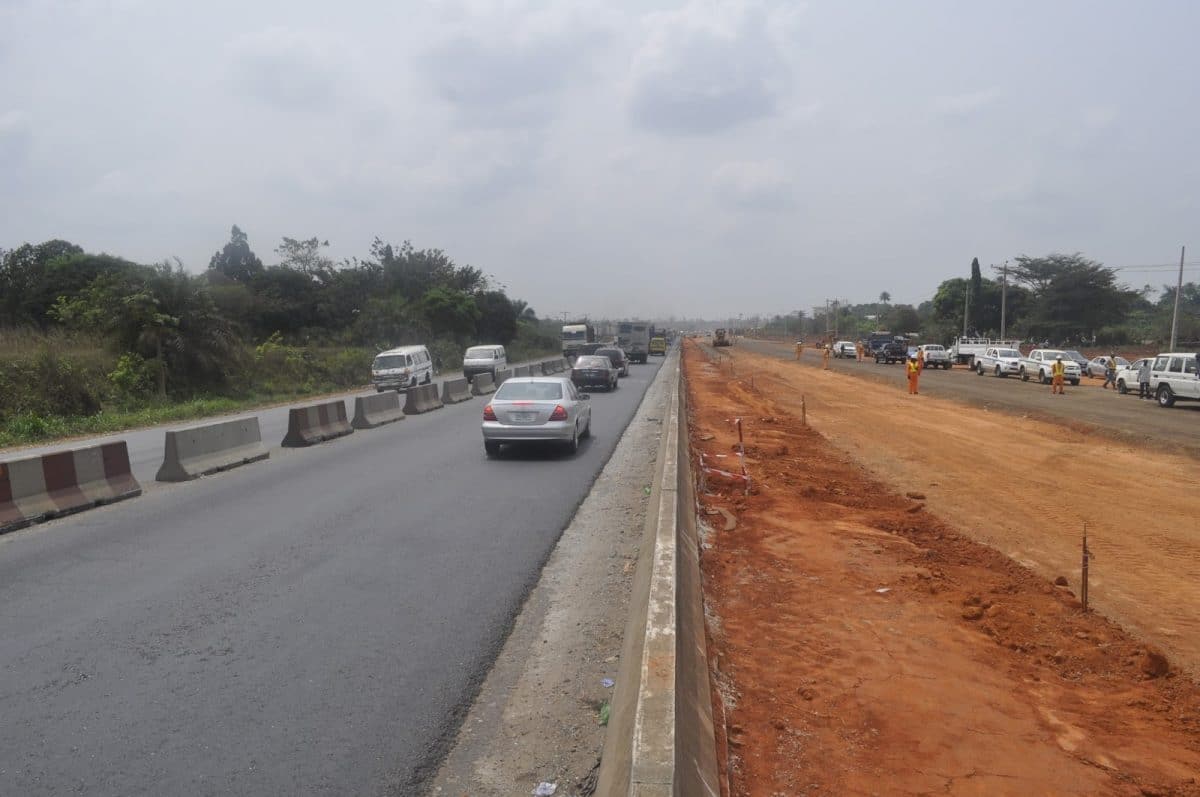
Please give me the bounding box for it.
[739,337,1200,458]
[685,340,1200,796]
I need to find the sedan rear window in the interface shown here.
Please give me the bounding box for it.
[495,381,563,400]
[574,357,609,368]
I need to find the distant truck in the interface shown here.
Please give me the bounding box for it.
[712,328,731,347]
[617,320,653,363]
[874,338,908,364]
[562,323,595,358]
[948,336,1023,367]
[865,331,895,356]
[916,344,951,369]
[649,336,667,356]
[974,346,1023,377]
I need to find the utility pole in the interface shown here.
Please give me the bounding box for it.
[962,288,970,339]
[1170,245,1185,351]
[1000,261,1008,340]
[831,299,840,339]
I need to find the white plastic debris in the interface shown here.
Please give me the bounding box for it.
[874,587,891,594]
[533,782,558,796]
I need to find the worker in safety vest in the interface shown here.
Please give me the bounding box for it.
[916,348,925,372]
[1051,355,1066,395]
[906,354,920,394]
[795,341,803,360]
[822,344,831,370]
[855,341,864,362]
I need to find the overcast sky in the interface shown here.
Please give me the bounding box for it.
[2,0,1198,320]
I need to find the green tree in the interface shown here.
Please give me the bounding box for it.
[887,304,921,335]
[275,236,334,278]
[474,290,519,344]
[208,225,264,283]
[879,291,891,304]
[0,239,88,326]
[418,287,480,342]
[1009,253,1137,343]
[970,257,982,316]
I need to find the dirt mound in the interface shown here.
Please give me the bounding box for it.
[685,340,1200,797]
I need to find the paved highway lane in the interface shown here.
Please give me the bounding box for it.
[0,357,665,796]
[0,357,554,487]
[735,338,1200,455]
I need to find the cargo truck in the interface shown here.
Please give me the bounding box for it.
[617,320,653,363]
[561,323,595,358]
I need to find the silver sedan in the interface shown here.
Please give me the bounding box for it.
[481,377,592,457]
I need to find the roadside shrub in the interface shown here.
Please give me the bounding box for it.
[108,352,157,404]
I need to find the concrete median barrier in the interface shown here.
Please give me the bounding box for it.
[494,368,512,385]
[470,373,497,396]
[597,354,719,796]
[403,383,445,415]
[352,392,406,429]
[281,400,353,447]
[560,357,570,371]
[1,441,142,534]
[441,377,473,404]
[514,365,531,377]
[541,360,556,375]
[156,417,269,482]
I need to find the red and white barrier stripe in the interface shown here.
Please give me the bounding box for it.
[1,441,142,533]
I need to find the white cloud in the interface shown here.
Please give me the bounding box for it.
[226,27,351,111]
[712,160,792,210]
[931,88,1001,117]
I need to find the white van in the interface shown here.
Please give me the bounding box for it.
[462,345,507,381]
[1149,352,1200,407]
[371,345,434,392]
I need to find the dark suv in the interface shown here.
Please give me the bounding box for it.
[874,339,908,364]
[594,347,629,377]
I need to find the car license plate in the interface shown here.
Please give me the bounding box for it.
[512,412,536,422]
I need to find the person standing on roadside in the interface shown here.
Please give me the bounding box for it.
[916,347,925,373]
[856,341,864,362]
[795,340,803,360]
[906,353,920,394]
[1051,355,1066,395]
[1138,357,1152,399]
[1102,354,1118,390]
[822,344,831,370]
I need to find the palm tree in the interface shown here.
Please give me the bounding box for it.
[879,291,891,305]
[512,299,538,321]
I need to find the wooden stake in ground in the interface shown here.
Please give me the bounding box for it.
[1082,522,1092,612]
[801,395,807,426]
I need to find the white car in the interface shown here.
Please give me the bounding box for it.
[1115,358,1153,395]
[1149,352,1200,407]
[1020,349,1081,385]
[462,344,507,381]
[917,344,951,369]
[975,347,1023,377]
[833,341,856,358]
[482,377,592,456]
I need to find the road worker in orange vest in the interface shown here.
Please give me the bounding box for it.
[916,347,926,372]
[795,341,803,360]
[1051,355,1066,395]
[822,344,831,370]
[906,353,920,394]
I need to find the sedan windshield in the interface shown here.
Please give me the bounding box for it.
[495,381,563,400]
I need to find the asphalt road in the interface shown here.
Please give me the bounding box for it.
[0,357,553,487]
[0,356,666,796]
[736,338,1200,456]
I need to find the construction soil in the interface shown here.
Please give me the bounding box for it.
[683,340,1200,797]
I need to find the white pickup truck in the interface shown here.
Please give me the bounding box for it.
[974,346,1023,378]
[1020,349,1081,385]
[917,344,951,369]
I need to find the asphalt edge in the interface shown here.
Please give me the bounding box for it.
[596,350,720,796]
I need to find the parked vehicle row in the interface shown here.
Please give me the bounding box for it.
[1021,349,1082,386]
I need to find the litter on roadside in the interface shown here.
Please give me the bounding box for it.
[875,587,891,594]
[533,782,557,796]
[601,678,614,688]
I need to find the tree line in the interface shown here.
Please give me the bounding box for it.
[0,226,547,398]
[762,253,1199,347]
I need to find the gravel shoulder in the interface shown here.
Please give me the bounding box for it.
[426,356,673,797]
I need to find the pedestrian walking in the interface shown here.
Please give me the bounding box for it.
[822,344,831,370]
[1051,355,1066,395]
[1102,354,1118,390]
[906,354,920,394]
[1138,357,1152,399]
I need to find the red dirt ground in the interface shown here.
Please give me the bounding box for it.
[684,340,1200,797]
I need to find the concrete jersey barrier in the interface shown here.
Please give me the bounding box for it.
[597,353,719,796]
[541,360,556,376]
[441,377,473,404]
[470,373,497,396]
[352,392,406,429]
[494,368,513,385]
[1,441,142,534]
[403,383,445,415]
[513,365,531,377]
[281,400,353,447]
[156,417,269,482]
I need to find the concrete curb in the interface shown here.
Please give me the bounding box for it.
[470,373,497,396]
[441,377,473,404]
[1,441,142,534]
[404,383,445,415]
[155,417,269,482]
[596,352,719,796]
[351,392,407,429]
[281,400,353,447]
